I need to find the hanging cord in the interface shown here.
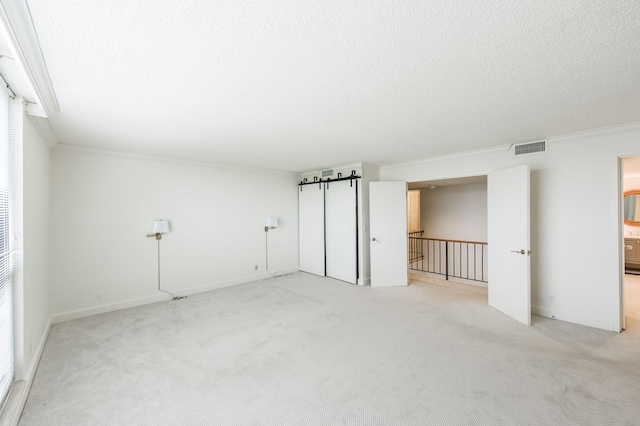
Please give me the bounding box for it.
[265,228,283,277]
[157,237,186,300]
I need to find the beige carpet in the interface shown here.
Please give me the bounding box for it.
[19,272,640,425]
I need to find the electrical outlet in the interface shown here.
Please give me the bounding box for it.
[255,264,259,271]
[96,292,103,300]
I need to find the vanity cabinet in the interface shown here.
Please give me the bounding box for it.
[624,238,640,272]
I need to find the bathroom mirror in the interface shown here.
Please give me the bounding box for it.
[624,190,640,226]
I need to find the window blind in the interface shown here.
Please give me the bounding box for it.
[0,86,14,409]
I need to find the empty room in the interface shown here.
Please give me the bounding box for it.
[0,1,639,425]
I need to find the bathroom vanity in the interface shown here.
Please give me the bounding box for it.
[625,238,640,273]
[624,189,640,274]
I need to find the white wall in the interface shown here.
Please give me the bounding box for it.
[50,147,299,322]
[419,183,487,242]
[21,116,51,379]
[382,123,640,332]
[359,163,380,285]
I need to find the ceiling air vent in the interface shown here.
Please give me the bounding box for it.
[321,169,334,177]
[514,140,546,155]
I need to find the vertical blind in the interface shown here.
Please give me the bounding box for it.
[0,86,14,409]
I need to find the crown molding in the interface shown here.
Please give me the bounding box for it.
[27,115,57,148]
[381,144,510,171]
[0,0,59,117]
[53,144,300,176]
[549,121,640,144]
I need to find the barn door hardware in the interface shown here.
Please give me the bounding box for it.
[298,173,361,188]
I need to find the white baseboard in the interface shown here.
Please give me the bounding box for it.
[52,267,301,324]
[410,270,488,288]
[0,317,51,426]
[447,276,488,288]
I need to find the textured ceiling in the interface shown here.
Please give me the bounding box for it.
[26,0,640,172]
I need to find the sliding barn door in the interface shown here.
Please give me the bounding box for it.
[325,179,358,284]
[299,182,326,276]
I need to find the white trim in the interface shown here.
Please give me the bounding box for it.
[52,293,169,325]
[26,115,56,148]
[381,145,510,171]
[381,121,640,172]
[549,121,640,144]
[0,1,59,117]
[617,156,625,332]
[405,170,493,186]
[0,317,51,426]
[617,152,640,332]
[52,267,300,324]
[411,271,488,288]
[53,144,301,176]
[22,102,44,118]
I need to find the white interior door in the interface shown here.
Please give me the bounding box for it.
[488,165,531,325]
[325,179,357,284]
[299,182,326,276]
[370,181,408,287]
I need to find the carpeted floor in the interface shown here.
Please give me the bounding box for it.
[19,272,640,425]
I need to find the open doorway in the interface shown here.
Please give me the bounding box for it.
[370,166,530,324]
[407,176,488,297]
[621,156,640,330]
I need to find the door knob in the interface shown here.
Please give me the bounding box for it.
[511,249,525,254]
[372,237,378,242]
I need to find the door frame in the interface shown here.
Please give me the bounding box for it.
[619,156,625,331]
[617,154,640,331]
[406,170,531,320]
[406,171,490,289]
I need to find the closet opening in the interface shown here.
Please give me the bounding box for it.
[299,172,361,285]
